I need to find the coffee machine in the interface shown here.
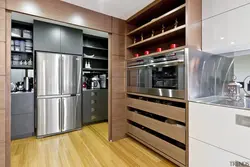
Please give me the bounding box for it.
[91,76,101,89]
[24,77,34,91]
[100,74,107,89]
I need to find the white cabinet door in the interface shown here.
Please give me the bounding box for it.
[202,0,250,20]
[189,102,250,159]
[202,4,250,54]
[190,137,250,167]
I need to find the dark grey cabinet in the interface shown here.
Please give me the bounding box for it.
[82,90,108,124]
[11,93,34,140]
[60,26,83,55]
[34,20,83,55]
[34,20,61,53]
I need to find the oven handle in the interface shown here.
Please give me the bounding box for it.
[149,60,184,67]
[127,64,148,69]
[127,60,184,69]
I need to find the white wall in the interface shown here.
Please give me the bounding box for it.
[234,54,250,81]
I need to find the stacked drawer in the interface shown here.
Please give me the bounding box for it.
[82,90,108,124]
[127,93,186,167]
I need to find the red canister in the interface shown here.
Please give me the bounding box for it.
[156,48,162,52]
[134,53,139,57]
[144,51,150,55]
[170,44,178,49]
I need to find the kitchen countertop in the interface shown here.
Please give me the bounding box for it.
[191,96,250,111]
[11,91,34,95]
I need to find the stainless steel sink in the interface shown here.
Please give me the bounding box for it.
[193,96,250,110]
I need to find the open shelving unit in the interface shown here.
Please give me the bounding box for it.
[125,0,202,166]
[126,0,186,60]
[11,21,34,70]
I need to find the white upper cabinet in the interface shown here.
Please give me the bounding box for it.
[202,4,250,54]
[202,0,250,20]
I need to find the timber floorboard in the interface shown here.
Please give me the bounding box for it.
[11,122,177,167]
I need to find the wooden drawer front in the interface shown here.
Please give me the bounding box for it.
[127,98,185,123]
[127,111,186,144]
[128,124,186,165]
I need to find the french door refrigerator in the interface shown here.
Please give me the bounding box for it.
[36,52,82,137]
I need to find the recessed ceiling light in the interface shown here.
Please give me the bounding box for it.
[231,42,235,45]
[220,37,224,40]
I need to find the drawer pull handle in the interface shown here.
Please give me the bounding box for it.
[91,92,97,96]
[91,100,96,104]
[91,108,95,112]
[236,114,250,128]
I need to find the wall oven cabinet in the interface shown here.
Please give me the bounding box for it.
[127,49,185,99]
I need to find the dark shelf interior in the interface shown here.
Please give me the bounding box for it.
[82,34,108,71]
[127,0,185,27]
[11,20,34,70]
[83,56,108,61]
[83,45,108,51]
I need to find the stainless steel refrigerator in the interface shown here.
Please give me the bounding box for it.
[36,52,82,137]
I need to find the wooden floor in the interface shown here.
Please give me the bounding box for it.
[11,122,177,167]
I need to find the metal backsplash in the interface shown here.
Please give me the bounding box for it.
[188,49,234,100]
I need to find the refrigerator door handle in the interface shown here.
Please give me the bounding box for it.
[61,98,64,131]
[59,98,62,131]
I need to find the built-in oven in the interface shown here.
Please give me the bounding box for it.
[127,49,185,99]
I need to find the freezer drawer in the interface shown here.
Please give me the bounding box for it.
[62,95,81,132]
[36,52,61,96]
[37,98,61,136]
[61,54,82,95]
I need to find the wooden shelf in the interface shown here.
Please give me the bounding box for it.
[83,45,108,51]
[127,4,186,36]
[127,46,186,61]
[127,25,186,49]
[11,36,33,40]
[83,56,108,61]
[11,65,33,69]
[82,68,108,72]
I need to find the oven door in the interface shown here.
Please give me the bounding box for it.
[127,61,185,99]
[127,65,151,91]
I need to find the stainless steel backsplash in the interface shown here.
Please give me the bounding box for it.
[188,49,234,100]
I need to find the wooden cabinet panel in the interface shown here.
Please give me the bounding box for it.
[0,110,4,142]
[0,8,5,42]
[127,98,186,123]
[0,142,4,167]
[127,111,186,144]
[112,17,126,35]
[0,42,5,75]
[128,124,186,165]
[6,0,112,33]
[60,26,83,55]
[111,34,125,56]
[34,20,61,53]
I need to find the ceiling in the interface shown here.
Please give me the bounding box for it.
[61,0,154,20]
